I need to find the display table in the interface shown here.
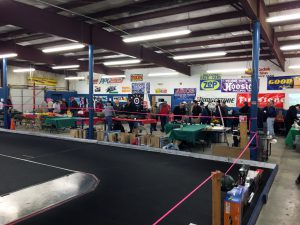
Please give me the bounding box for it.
[44,117,77,129]
[168,124,208,144]
[285,127,300,148]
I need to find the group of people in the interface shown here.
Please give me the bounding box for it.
[42,98,69,114]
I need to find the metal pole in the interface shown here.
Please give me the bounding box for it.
[250,21,260,160]
[88,44,94,139]
[2,58,8,129]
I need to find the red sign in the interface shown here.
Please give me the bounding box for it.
[236,93,285,108]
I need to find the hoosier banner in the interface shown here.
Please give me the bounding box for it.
[236,93,285,108]
[221,79,251,92]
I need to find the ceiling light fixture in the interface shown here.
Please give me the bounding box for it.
[52,65,80,70]
[0,53,17,59]
[64,76,85,80]
[103,59,141,66]
[42,44,85,53]
[101,75,126,78]
[123,29,191,43]
[173,51,227,60]
[280,44,300,51]
[266,13,300,23]
[288,65,300,69]
[13,68,36,73]
[148,72,179,77]
[206,68,247,73]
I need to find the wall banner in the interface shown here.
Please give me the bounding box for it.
[200,73,221,91]
[130,74,143,82]
[27,77,57,87]
[121,86,131,93]
[196,93,237,107]
[236,93,285,108]
[174,88,196,106]
[155,88,168,94]
[267,76,300,90]
[132,82,150,94]
[99,78,124,84]
[221,79,251,92]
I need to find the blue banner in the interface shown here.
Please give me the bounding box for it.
[267,76,294,90]
[173,88,196,106]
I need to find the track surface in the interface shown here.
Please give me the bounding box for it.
[0,132,272,225]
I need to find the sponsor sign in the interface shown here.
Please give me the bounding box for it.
[155,88,168,94]
[130,74,143,82]
[236,93,285,108]
[122,86,131,93]
[128,94,144,106]
[132,82,150,94]
[196,93,237,107]
[267,76,300,90]
[99,78,124,84]
[94,85,101,93]
[200,74,221,91]
[113,96,128,103]
[106,86,118,94]
[221,79,251,92]
[174,88,196,106]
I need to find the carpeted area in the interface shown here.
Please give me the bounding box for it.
[0,131,273,225]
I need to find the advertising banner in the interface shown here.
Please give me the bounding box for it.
[155,88,168,94]
[121,86,131,93]
[200,74,221,91]
[128,94,144,106]
[132,82,150,94]
[267,76,300,90]
[196,92,237,107]
[174,88,196,106]
[236,93,285,108]
[27,77,57,87]
[99,78,124,84]
[130,74,143,82]
[221,79,251,92]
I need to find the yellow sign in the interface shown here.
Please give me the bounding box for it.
[27,77,57,86]
[122,86,131,93]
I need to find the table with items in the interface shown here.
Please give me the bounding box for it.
[285,127,300,148]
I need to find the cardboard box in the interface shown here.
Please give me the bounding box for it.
[96,130,105,141]
[150,135,160,148]
[141,134,151,146]
[130,133,138,145]
[119,132,130,144]
[212,145,250,160]
[108,132,118,142]
[70,129,78,138]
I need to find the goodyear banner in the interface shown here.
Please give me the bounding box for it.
[221,79,251,92]
[267,76,300,90]
[200,74,221,91]
[27,77,57,87]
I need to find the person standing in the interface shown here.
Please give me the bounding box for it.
[60,99,68,114]
[47,99,54,112]
[296,173,300,184]
[191,100,202,124]
[239,101,250,116]
[150,102,158,131]
[104,101,115,132]
[53,100,61,114]
[158,99,170,132]
[173,102,187,122]
[285,104,300,136]
[124,99,137,133]
[263,100,276,136]
[70,97,79,117]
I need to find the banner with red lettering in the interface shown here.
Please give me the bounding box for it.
[236,93,285,108]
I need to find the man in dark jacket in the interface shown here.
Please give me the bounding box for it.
[263,100,276,136]
[191,100,202,124]
[173,102,187,121]
[124,99,137,133]
[285,104,299,136]
[239,102,250,116]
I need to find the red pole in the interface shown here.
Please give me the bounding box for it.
[33,81,36,113]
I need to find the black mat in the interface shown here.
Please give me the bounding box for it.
[0,132,273,225]
[0,156,71,195]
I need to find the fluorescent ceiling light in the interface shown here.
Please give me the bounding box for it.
[206,68,247,73]
[0,53,17,59]
[52,65,80,70]
[266,13,300,23]
[13,68,36,73]
[148,72,179,77]
[173,51,226,60]
[101,75,126,78]
[288,65,300,69]
[280,44,300,51]
[103,59,141,66]
[42,44,85,53]
[123,29,191,43]
[64,76,85,80]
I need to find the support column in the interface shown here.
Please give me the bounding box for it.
[250,21,260,160]
[2,58,8,129]
[88,44,94,139]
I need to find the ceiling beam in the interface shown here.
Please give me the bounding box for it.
[46,0,104,13]
[0,40,122,75]
[0,0,190,75]
[239,0,285,71]
[122,11,244,34]
[192,55,271,65]
[107,0,236,26]
[267,1,300,13]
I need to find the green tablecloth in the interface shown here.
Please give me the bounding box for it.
[168,124,208,144]
[44,117,77,129]
[165,123,183,134]
[285,127,300,148]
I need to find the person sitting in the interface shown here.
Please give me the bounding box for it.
[191,100,202,124]
[173,102,187,121]
[285,104,300,136]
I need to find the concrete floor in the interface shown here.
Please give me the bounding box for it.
[256,137,300,225]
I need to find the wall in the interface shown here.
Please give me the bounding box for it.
[69,57,300,109]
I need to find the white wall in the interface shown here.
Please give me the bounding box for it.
[70,57,300,109]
